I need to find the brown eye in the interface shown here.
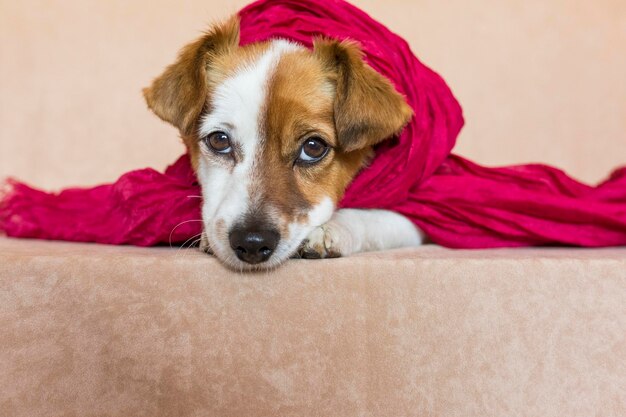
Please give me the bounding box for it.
[204,131,232,154]
[298,137,329,164]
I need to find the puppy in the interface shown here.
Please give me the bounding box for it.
[144,17,425,269]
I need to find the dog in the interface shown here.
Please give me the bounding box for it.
[143,17,425,270]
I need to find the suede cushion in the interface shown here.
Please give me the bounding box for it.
[1,237,624,416]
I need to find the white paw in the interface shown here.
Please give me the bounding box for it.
[297,220,354,259]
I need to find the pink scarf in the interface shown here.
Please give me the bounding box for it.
[2,0,626,248]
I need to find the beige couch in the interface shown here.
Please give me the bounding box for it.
[1,240,625,416]
[1,1,625,416]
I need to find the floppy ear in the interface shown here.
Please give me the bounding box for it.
[314,39,413,152]
[143,17,240,136]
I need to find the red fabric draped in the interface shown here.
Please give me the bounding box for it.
[2,0,626,248]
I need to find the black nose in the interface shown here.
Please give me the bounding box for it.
[229,228,279,264]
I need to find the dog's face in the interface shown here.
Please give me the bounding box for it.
[144,18,412,269]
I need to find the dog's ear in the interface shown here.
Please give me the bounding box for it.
[143,17,240,135]
[314,39,413,152]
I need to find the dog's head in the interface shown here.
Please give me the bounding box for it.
[143,17,412,269]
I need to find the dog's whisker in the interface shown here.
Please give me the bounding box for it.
[169,219,203,248]
[173,233,202,259]
[177,238,203,260]
[174,244,200,262]
[181,235,202,251]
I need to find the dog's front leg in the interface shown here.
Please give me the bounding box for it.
[298,209,425,259]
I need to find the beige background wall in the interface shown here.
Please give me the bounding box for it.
[1,0,625,189]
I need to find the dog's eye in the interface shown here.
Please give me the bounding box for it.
[204,131,232,154]
[297,137,329,164]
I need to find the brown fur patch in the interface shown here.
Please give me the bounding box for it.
[143,16,240,137]
[259,50,338,219]
[253,42,410,226]
[313,38,414,152]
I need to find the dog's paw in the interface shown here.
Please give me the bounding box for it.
[199,232,213,255]
[297,221,353,259]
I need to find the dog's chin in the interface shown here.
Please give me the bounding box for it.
[209,242,294,272]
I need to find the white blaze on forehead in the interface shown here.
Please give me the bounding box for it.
[198,39,302,148]
[198,40,303,222]
[196,40,305,266]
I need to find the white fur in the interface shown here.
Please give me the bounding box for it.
[197,40,319,269]
[198,40,302,227]
[301,209,425,257]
